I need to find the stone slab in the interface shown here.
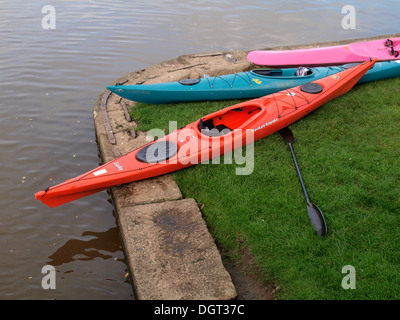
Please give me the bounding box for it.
[111,174,183,209]
[118,199,237,300]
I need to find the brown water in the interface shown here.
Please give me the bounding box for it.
[1,0,398,299]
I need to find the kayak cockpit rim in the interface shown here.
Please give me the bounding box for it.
[251,67,315,78]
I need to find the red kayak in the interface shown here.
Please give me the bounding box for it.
[35,58,376,207]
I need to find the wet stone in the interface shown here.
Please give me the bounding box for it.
[117,199,237,300]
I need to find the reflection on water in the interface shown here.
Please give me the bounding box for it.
[47,228,122,267]
[0,0,399,299]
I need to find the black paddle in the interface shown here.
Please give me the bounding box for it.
[278,127,327,237]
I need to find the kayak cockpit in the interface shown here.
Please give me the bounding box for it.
[199,104,264,137]
[251,67,314,78]
[252,69,283,77]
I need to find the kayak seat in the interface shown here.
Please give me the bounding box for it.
[199,118,231,137]
[295,67,312,76]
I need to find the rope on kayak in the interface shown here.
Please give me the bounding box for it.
[271,88,312,118]
[271,93,280,117]
[285,88,299,108]
[205,72,253,89]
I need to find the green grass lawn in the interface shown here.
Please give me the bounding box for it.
[130,78,400,299]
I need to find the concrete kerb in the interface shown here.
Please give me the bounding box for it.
[93,34,400,300]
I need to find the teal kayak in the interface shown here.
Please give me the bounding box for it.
[106,60,400,104]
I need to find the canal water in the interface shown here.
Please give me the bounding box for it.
[1,0,398,299]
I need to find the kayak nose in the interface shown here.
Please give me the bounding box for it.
[107,85,125,92]
[35,190,46,200]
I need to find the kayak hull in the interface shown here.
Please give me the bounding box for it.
[248,38,400,67]
[107,61,400,104]
[35,59,376,207]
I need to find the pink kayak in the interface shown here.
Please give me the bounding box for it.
[248,37,400,67]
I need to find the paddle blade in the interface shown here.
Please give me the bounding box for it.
[307,203,327,237]
[278,127,295,144]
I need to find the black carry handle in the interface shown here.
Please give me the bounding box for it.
[385,39,399,57]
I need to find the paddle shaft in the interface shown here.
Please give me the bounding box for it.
[278,127,327,237]
[287,142,311,206]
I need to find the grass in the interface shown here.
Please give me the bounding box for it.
[130,78,400,299]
